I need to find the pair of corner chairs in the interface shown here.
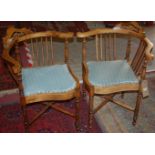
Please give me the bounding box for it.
[2,25,154,132]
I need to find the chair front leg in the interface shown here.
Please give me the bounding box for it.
[21,97,29,132]
[75,96,80,132]
[89,95,94,129]
[133,91,142,126]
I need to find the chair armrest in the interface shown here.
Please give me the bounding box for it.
[144,37,154,61]
[2,35,21,74]
[2,26,33,74]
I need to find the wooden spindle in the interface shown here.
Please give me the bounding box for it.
[104,34,107,61]
[95,35,99,61]
[35,38,39,67]
[131,41,144,71]
[45,37,49,65]
[50,37,54,65]
[31,39,35,66]
[134,46,145,74]
[125,35,131,62]
[108,34,111,60]
[32,38,37,67]
[64,39,69,64]
[109,34,112,60]
[136,56,145,75]
[41,37,45,66]
[100,34,103,60]
[35,38,39,66]
[113,33,116,60]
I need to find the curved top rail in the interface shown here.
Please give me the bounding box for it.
[17,31,74,42]
[77,28,145,39]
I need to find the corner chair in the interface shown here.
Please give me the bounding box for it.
[77,28,154,128]
[2,26,81,132]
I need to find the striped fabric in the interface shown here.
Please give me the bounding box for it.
[87,60,138,87]
[22,65,76,96]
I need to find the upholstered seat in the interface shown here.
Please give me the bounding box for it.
[87,60,140,94]
[87,60,138,88]
[22,64,76,96]
[87,60,138,87]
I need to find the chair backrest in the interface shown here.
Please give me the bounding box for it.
[77,28,154,76]
[17,31,74,67]
[2,27,74,75]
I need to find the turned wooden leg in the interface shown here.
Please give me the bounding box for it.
[21,97,29,132]
[75,97,80,132]
[89,95,94,129]
[132,91,142,126]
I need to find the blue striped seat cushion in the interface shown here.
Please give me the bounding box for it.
[87,60,138,87]
[22,65,76,96]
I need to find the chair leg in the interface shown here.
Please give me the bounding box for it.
[75,97,80,132]
[132,91,142,126]
[89,95,94,129]
[21,97,29,132]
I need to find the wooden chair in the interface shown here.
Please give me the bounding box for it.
[77,28,154,128]
[2,26,80,132]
